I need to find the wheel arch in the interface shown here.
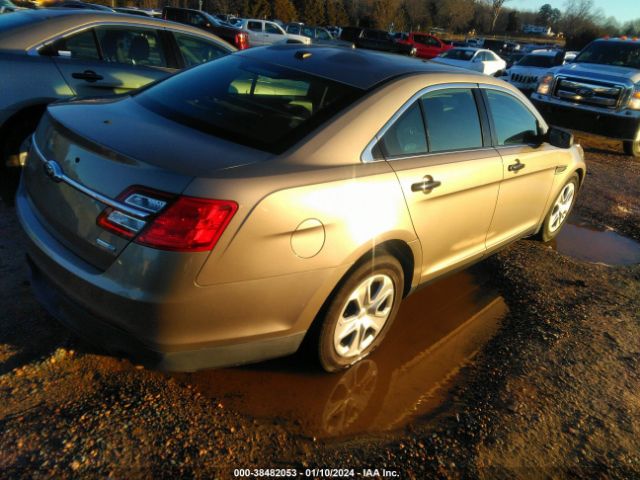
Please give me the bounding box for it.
[0,102,50,148]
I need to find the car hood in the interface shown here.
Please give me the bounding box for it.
[550,62,640,85]
[509,66,549,77]
[47,96,273,178]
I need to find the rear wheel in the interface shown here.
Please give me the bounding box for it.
[1,115,40,206]
[317,254,404,372]
[537,174,579,242]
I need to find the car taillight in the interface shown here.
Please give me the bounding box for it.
[235,32,249,50]
[97,187,237,252]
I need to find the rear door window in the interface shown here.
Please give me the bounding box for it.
[421,88,483,152]
[248,21,262,32]
[379,103,428,158]
[484,89,538,145]
[48,29,100,60]
[95,27,167,68]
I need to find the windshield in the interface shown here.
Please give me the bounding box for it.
[135,55,365,153]
[574,40,640,69]
[441,49,474,61]
[516,54,555,68]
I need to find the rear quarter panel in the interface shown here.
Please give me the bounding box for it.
[0,52,72,117]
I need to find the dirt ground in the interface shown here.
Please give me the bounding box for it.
[0,134,639,479]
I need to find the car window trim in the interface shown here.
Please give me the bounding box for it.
[361,82,484,163]
[28,21,228,60]
[478,83,548,148]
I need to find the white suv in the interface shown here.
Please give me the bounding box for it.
[236,19,310,47]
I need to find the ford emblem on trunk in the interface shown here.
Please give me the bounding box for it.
[43,160,63,183]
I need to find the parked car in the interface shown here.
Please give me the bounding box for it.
[162,7,249,50]
[235,18,310,46]
[113,7,160,18]
[0,9,234,203]
[532,37,640,157]
[431,47,506,76]
[505,50,565,95]
[0,0,23,13]
[284,23,354,48]
[394,32,452,59]
[17,45,584,373]
[51,1,115,12]
[339,27,416,56]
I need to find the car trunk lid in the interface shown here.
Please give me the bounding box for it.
[23,99,269,271]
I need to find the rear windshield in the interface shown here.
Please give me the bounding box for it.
[574,40,640,69]
[135,55,365,153]
[516,54,556,67]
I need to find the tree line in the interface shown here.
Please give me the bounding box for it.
[96,0,638,49]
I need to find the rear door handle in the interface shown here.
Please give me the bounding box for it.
[71,70,104,82]
[508,159,525,172]
[411,175,441,194]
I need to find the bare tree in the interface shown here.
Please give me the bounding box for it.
[485,0,512,32]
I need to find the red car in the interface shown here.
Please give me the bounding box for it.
[396,33,452,59]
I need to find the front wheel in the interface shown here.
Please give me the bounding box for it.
[537,174,579,242]
[317,254,404,372]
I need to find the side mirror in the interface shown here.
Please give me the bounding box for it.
[546,126,574,149]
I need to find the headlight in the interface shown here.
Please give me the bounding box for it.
[536,74,554,95]
[628,85,640,110]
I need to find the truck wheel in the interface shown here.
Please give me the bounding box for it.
[622,138,640,158]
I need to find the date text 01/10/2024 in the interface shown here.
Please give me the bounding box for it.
[232,468,400,477]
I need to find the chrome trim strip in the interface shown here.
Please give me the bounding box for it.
[27,21,225,56]
[361,82,478,163]
[31,135,150,220]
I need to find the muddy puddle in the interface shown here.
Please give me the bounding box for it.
[179,266,507,439]
[553,222,640,266]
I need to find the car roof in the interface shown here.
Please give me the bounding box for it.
[0,8,227,50]
[238,44,481,90]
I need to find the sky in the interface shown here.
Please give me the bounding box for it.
[509,0,640,23]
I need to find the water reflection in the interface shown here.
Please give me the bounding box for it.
[180,265,507,438]
[552,222,640,266]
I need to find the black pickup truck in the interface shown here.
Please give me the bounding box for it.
[162,7,248,50]
[339,27,416,56]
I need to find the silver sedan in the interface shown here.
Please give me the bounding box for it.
[0,8,234,203]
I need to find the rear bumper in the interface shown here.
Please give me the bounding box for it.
[27,254,304,371]
[15,180,339,371]
[532,96,640,141]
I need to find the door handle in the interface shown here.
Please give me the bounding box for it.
[508,159,526,172]
[71,70,104,83]
[411,175,441,194]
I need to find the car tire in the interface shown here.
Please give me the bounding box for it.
[622,138,640,158]
[317,253,404,372]
[1,115,39,206]
[537,173,579,242]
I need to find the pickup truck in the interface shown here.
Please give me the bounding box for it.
[339,27,416,56]
[394,32,451,59]
[531,37,640,157]
[162,7,249,50]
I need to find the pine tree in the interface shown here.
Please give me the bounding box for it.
[326,0,349,26]
[272,0,298,22]
[301,0,325,25]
